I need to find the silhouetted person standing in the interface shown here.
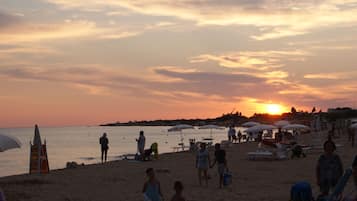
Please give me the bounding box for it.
[136,131,146,159]
[99,133,109,163]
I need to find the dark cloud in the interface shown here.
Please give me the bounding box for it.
[1,65,356,110]
[0,11,21,29]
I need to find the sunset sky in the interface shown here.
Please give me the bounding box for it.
[1,0,357,127]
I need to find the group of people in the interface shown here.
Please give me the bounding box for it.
[99,131,147,163]
[227,126,242,143]
[291,137,357,201]
[143,168,185,201]
[142,142,228,201]
[196,143,228,188]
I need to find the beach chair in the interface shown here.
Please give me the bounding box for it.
[247,150,274,160]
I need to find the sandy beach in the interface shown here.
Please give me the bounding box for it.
[1,131,356,201]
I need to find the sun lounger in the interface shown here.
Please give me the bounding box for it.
[247,150,274,160]
[172,145,190,152]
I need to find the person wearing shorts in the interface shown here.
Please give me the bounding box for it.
[210,143,227,188]
[196,143,210,186]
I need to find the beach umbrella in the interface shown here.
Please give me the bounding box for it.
[199,124,224,138]
[168,124,194,144]
[33,124,42,146]
[168,124,194,132]
[274,120,290,128]
[350,123,357,129]
[244,124,276,133]
[0,133,22,152]
[242,121,261,127]
[283,124,310,130]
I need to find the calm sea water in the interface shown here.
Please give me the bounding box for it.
[0,126,236,178]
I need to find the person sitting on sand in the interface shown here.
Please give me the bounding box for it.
[143,168,163,201]
[136,131,146,159]
[196,143,210,186]
[171,181,186,201]
[99,133,109,163]
[316,140,343,196]
[210,143,227,188]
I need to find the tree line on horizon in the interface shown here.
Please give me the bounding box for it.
[100,106,357,127]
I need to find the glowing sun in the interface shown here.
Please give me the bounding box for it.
[266,104,283,115]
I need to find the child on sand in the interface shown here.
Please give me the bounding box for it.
[143,168,163,201]
[171,181,186,201]
[316,140,343,196]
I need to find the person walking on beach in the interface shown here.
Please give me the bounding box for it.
[136,131,146,159]
[210,143,227,188]
[228,126,236,142]
[143,168,163,201]
[99,133,109,163]
[316,140,343,196]
[196,143,210,186]
[171,181,186,201]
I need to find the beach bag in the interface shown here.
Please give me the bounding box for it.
[290,181,313,201]
[223,171,232,186]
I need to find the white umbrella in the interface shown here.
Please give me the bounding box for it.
[199,125,224,130]
[350,123,357,129]
[283,124,310,130]
[0,133,22,152]
[199,124,224,138]
[274,120,290,128]
[168,124,194,132]
[244,124,276,133]
[168,124,194,144]
[242,121,261,127]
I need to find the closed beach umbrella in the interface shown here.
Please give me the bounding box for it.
[199,124,224,138]
[242,121,261,127]
[33,124,42,146]
[0,133,22,152]
[283,124,310,130]
[274,120,290,128]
